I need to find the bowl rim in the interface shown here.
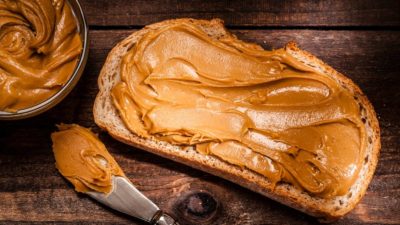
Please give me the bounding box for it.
[0,0,89,120]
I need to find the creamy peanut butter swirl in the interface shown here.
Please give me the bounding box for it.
[51,124,125,193]
[0,0,82,112]
[112,22,366,198]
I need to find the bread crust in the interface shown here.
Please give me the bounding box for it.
[93,18,380,221]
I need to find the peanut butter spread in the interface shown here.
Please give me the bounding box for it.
[111,22,367,198]
[51,124,125,194]
[0,0,82,112]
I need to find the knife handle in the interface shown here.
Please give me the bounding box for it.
[152,211,179,225]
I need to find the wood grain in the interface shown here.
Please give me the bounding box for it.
[79,0,400,27]
[0,28,399,224]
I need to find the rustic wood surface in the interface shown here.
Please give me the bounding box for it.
[0,1,399,225]
[80,0,400,27]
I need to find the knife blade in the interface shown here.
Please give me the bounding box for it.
[87,176,179,225]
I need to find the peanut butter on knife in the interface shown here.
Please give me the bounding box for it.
[51,124,124,194]
[51,124,180,225]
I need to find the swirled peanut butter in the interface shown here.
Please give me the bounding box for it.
[111,21,367,198]
[51,124,125,193]
[0,0,82,112]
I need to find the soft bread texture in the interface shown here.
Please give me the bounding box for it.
[93,18,380,221]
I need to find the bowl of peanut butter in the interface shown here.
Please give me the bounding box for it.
[0,0,89,120]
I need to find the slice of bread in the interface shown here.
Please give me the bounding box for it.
[93,18,380,221]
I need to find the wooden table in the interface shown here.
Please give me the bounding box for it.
[1,1,399,224]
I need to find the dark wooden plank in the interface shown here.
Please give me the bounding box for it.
[0,29,399,224]
[79,0,400,27]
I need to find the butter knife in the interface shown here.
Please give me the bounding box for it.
[87,176,179,225]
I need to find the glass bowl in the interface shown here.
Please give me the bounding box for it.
[0,0,89,120]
